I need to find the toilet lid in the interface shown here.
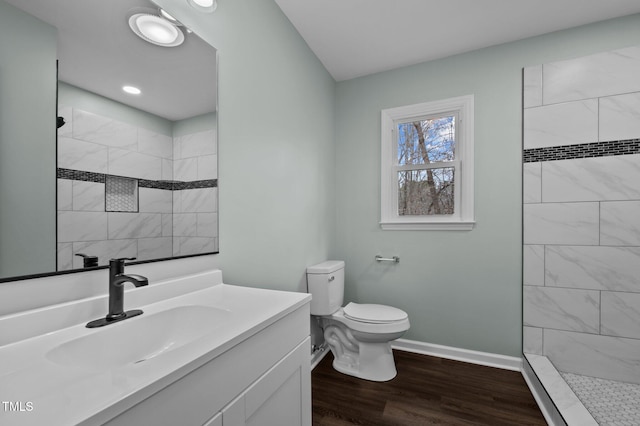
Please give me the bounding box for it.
[343,303,408,323]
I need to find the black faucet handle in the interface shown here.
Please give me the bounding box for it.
[109,257,136,274]
[75,253,99,268]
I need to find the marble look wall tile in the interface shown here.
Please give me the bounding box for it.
[174,158,198,182]
[58,137,108,174]
[139,188,172,214]
[523,65,543,108]
[544,329,640,384]
[107,213,162,239]
[523,203,599,245]
[541,154,640,202]
[137,237,172,261]
[161,158,173,181]
[177,188,217,213]
[523,245,544,286]
[72,181,104,212]
[524,286,599,333]
[543,45,640,105]
[198,154,218,180]
[599,92,640,142]
[73,109,137,150]
[173,213,198,237]
[172,237,180,257]
[57,211,107,242]
[174,130,216,159]
[523,162,541,203]
[138,128,172,159]
[523,326,543,355]
[57,243,73,271]
[546,245,640,292]
[523,100,598,149]
[174,236,217,256]
[601,292,640,339]
[57,179,72,211]
[72,239,137,268]
[197,213,218,238]
[108,148,162,181]
[172,192,182,215]
[600,201,640,246]
[161,214,173,237]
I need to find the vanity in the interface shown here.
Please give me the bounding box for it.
[0,270,312,426]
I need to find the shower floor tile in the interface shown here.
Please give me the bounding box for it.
[561,372,640,426]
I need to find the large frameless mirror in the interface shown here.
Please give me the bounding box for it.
[0,0,218,282]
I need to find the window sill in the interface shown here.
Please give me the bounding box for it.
[380,221,475,231]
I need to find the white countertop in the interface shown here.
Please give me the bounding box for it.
[0,281,310,426]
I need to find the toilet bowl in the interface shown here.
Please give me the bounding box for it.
[307,261,410,382]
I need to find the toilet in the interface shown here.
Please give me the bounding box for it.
[307,260,410,382]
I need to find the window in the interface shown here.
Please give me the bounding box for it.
[380,95,474,230]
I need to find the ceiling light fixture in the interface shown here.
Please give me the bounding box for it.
[159,8,178,23]
[128,13,184,47]
[122,85,142,95]
[188,0,217,13]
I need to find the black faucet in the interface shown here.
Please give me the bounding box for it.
[86,258,149,328]
[75,253,99,268]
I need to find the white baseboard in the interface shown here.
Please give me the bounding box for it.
[391,338,523,372]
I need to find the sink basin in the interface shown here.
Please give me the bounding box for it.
[46,305,230,370]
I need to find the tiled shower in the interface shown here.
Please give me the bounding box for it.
[56,107,218,270]
[523,45,640,424]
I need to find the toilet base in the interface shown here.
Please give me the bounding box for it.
[329,340,398,382]
[332,341,397,381]
[321,315,406,382]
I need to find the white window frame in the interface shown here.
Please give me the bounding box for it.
[380,95,475,231]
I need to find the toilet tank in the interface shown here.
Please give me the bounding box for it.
[306,260,345,315]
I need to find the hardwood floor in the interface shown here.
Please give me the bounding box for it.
[312,350,547,425]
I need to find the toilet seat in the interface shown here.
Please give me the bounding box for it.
[328,305,410,335]
[343,302,408,324]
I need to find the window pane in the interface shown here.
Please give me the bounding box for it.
[397,116,455,165]
[398,168,454,216]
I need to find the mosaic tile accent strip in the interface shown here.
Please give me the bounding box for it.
[138,179,218,190]
[524,138,640,163]
[561,372,640,426]
[57,169,217,191]
[138,179,176,190]
[105,176,138,212]
[57,168,105,183]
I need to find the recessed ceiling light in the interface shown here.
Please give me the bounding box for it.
[128,13,184,47]
[159,9,178,23]
[188,0,217,13]
[122,85,142,95]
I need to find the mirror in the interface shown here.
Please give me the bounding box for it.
[0,0,218,281]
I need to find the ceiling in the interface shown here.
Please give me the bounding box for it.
[275,0,640,81]
[5,0,217,121]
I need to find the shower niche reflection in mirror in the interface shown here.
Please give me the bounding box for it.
[56,96,218,271]
[1,0,218,279]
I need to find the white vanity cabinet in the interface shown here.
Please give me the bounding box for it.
[218,338,310,426]
[104,303,311,426]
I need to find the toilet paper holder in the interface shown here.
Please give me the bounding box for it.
[375,255,400,263]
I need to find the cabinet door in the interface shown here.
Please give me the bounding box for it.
[223,337,311,426]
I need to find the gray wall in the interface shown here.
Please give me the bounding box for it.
[0,1,57,278]
[4,0,640,361]
[152,0,336,293]
[333,14,640,357]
